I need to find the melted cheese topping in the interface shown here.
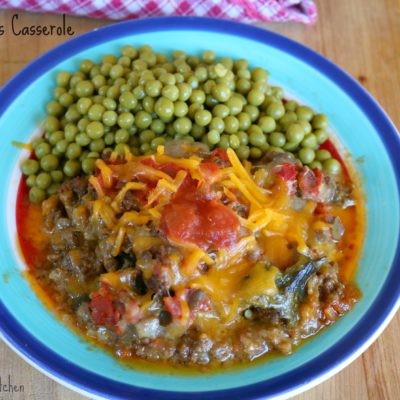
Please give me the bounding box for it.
[88,145,359,325]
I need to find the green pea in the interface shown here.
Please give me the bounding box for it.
[80,158,95,175]
[258,116,276,133]
[50,170,64,183]
[249,128,266,147]
[296,105,314,121]
[59,92,74,107]
[109,64,124,79]
[173,117,192,135]
[243,105,260,122]
[35,142,51,159]
[269,132,286,148]
[46,101,64,116]
[207,130,220,145]
[31,137,44,149]
[236,78,251,94]
[202,50,216,63]
[238,131,249,145]
[191,124,206,139]
[80,59,94,74]
[316,149,332,162]
[36,172,52,189]
[236,145,250,160]
[87,151,100,159]
[64,123,78,141]
[279,111,297,126]
[229,134,241,149]
[47,183,61,196]
[266,102,285,120]
[139,130,156,144]
[154,98,174,120]
[286,123,305,143]
[309,160,322,170]
[140,143,151,154]
[29,187,46,203]
[323,158,342,175]
[224,116,239,134]
[237,112,252,131]
[26,174,37,187]
[92,74,106,89]
[40,154,59,171]
[250,147,263,159]
[213,104,230,119]
[301,133,318,149]
[312,113,329,129]
[66,143,82,160]
[76,97,92,114]
[224,96,242,116]
[63,160,81,177]
[115,129,130,144]
[88,104,105,121]
[298,148,315,164]
[247,89,265,106]
[161,85,179,102]
[284,100,298,112]
[104,132,115,146]
[251,67,268,82]
[195,110,212,127]
[118,92,137,110]
[271,86,284,99]
[151,119,166,135]
[282,142,299,152]
[177,83,192,101]
[190,89,206,104]
[144,80,162,97]
[298,120,312,135]
[56,71,71,88]
[171,101,187,118]
[101,110,117,127]
[65,105,81,122]
[211,83,231,102]
[75,80,94,98]
[89,138,105,153]
[107,85,121,100]
[237,69,251,80]
[151,137,166,150]
[218,135,230,149]
[117,112,134,129]
[56,140,68,154]
[252,81,268,94]
[315,129,328,144]
[86,121,104,139]
[209,117,225,134]
[21,159,40,175]
[44,116,60,133]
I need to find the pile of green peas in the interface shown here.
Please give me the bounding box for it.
[20,45,341,203]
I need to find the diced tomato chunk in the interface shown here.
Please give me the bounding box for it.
[164,296,182,320]
[274,163,298,195]
[208,148,230,166]
[140,157,181,177]
[275,163,298,182]
[298,167,323,199]
[160,197,240,250]
[199,162,222,183]
[89,286,120,326]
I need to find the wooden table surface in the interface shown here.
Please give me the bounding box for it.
[1,1,399,399]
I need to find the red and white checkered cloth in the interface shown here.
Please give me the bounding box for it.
[0,1,317,24]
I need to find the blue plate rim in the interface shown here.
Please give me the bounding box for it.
[1,16,400,400]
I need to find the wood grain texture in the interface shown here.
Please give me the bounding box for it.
[0,1,399,398]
